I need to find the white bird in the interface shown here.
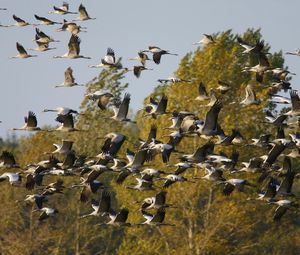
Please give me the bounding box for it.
[0,172,21,185]
[51,140,74,154]
[43,107,79,115]
[237,37,265,54]
[89,48,120,68]
[34,207,59,221]
[269,94,291,104]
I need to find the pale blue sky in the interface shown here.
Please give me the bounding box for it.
[0,0,299,138]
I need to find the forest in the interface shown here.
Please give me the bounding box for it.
[0,29,299,255]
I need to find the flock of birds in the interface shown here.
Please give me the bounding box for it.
[0,2,299,227]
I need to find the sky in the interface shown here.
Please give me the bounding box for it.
[0,0,300,138]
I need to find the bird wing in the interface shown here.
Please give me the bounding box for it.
[264,143,286,166]
[101,138,112,154]
[16,42,27,55]
[98,94,113,110]
[39,211,49,221]
[35,196,44,209]
[86,169,101,183]
[64,67,75,84]
[202,100,222,134]
[62,152,76,168]
[98,191,111,213]
[56,114,74,128]
[258,52,270,67]
[68,34,80,55]
[155,191,167,205]
[155,95,168,114]
[34,15,48,22]
[222,182,235,196]
[146,125,157,144]
[264,177,278,199]
[105,48,115,64]
[245,84,256,102]
[273,206,288,221]
[116,170,130,184]
[290,90,300,111]
[27,111,38,128]
[133,66,142,78]
[0,151,16,165]
[78,4,89,19]
[109,139,125,157]
[116,93,130,120]
[62,140,73,151]
[151,208,165,223]
[80,186,90,203]
[198,82,208,96]
[193,142,214,162]
[282,156,291,173]
[35,28,49,39]
[132,149,149,168]
[12,14,25,23]
[141,210,153,221]
[25,174,35,190]
[114,208,129,223]
[237,37,253,50]
[153,52,162,64]
[163,179,174,188]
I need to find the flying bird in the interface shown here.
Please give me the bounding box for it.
[10,42,37,59]
[53,34,90,59]
[143,46,177,64]
[54,67,84,88]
